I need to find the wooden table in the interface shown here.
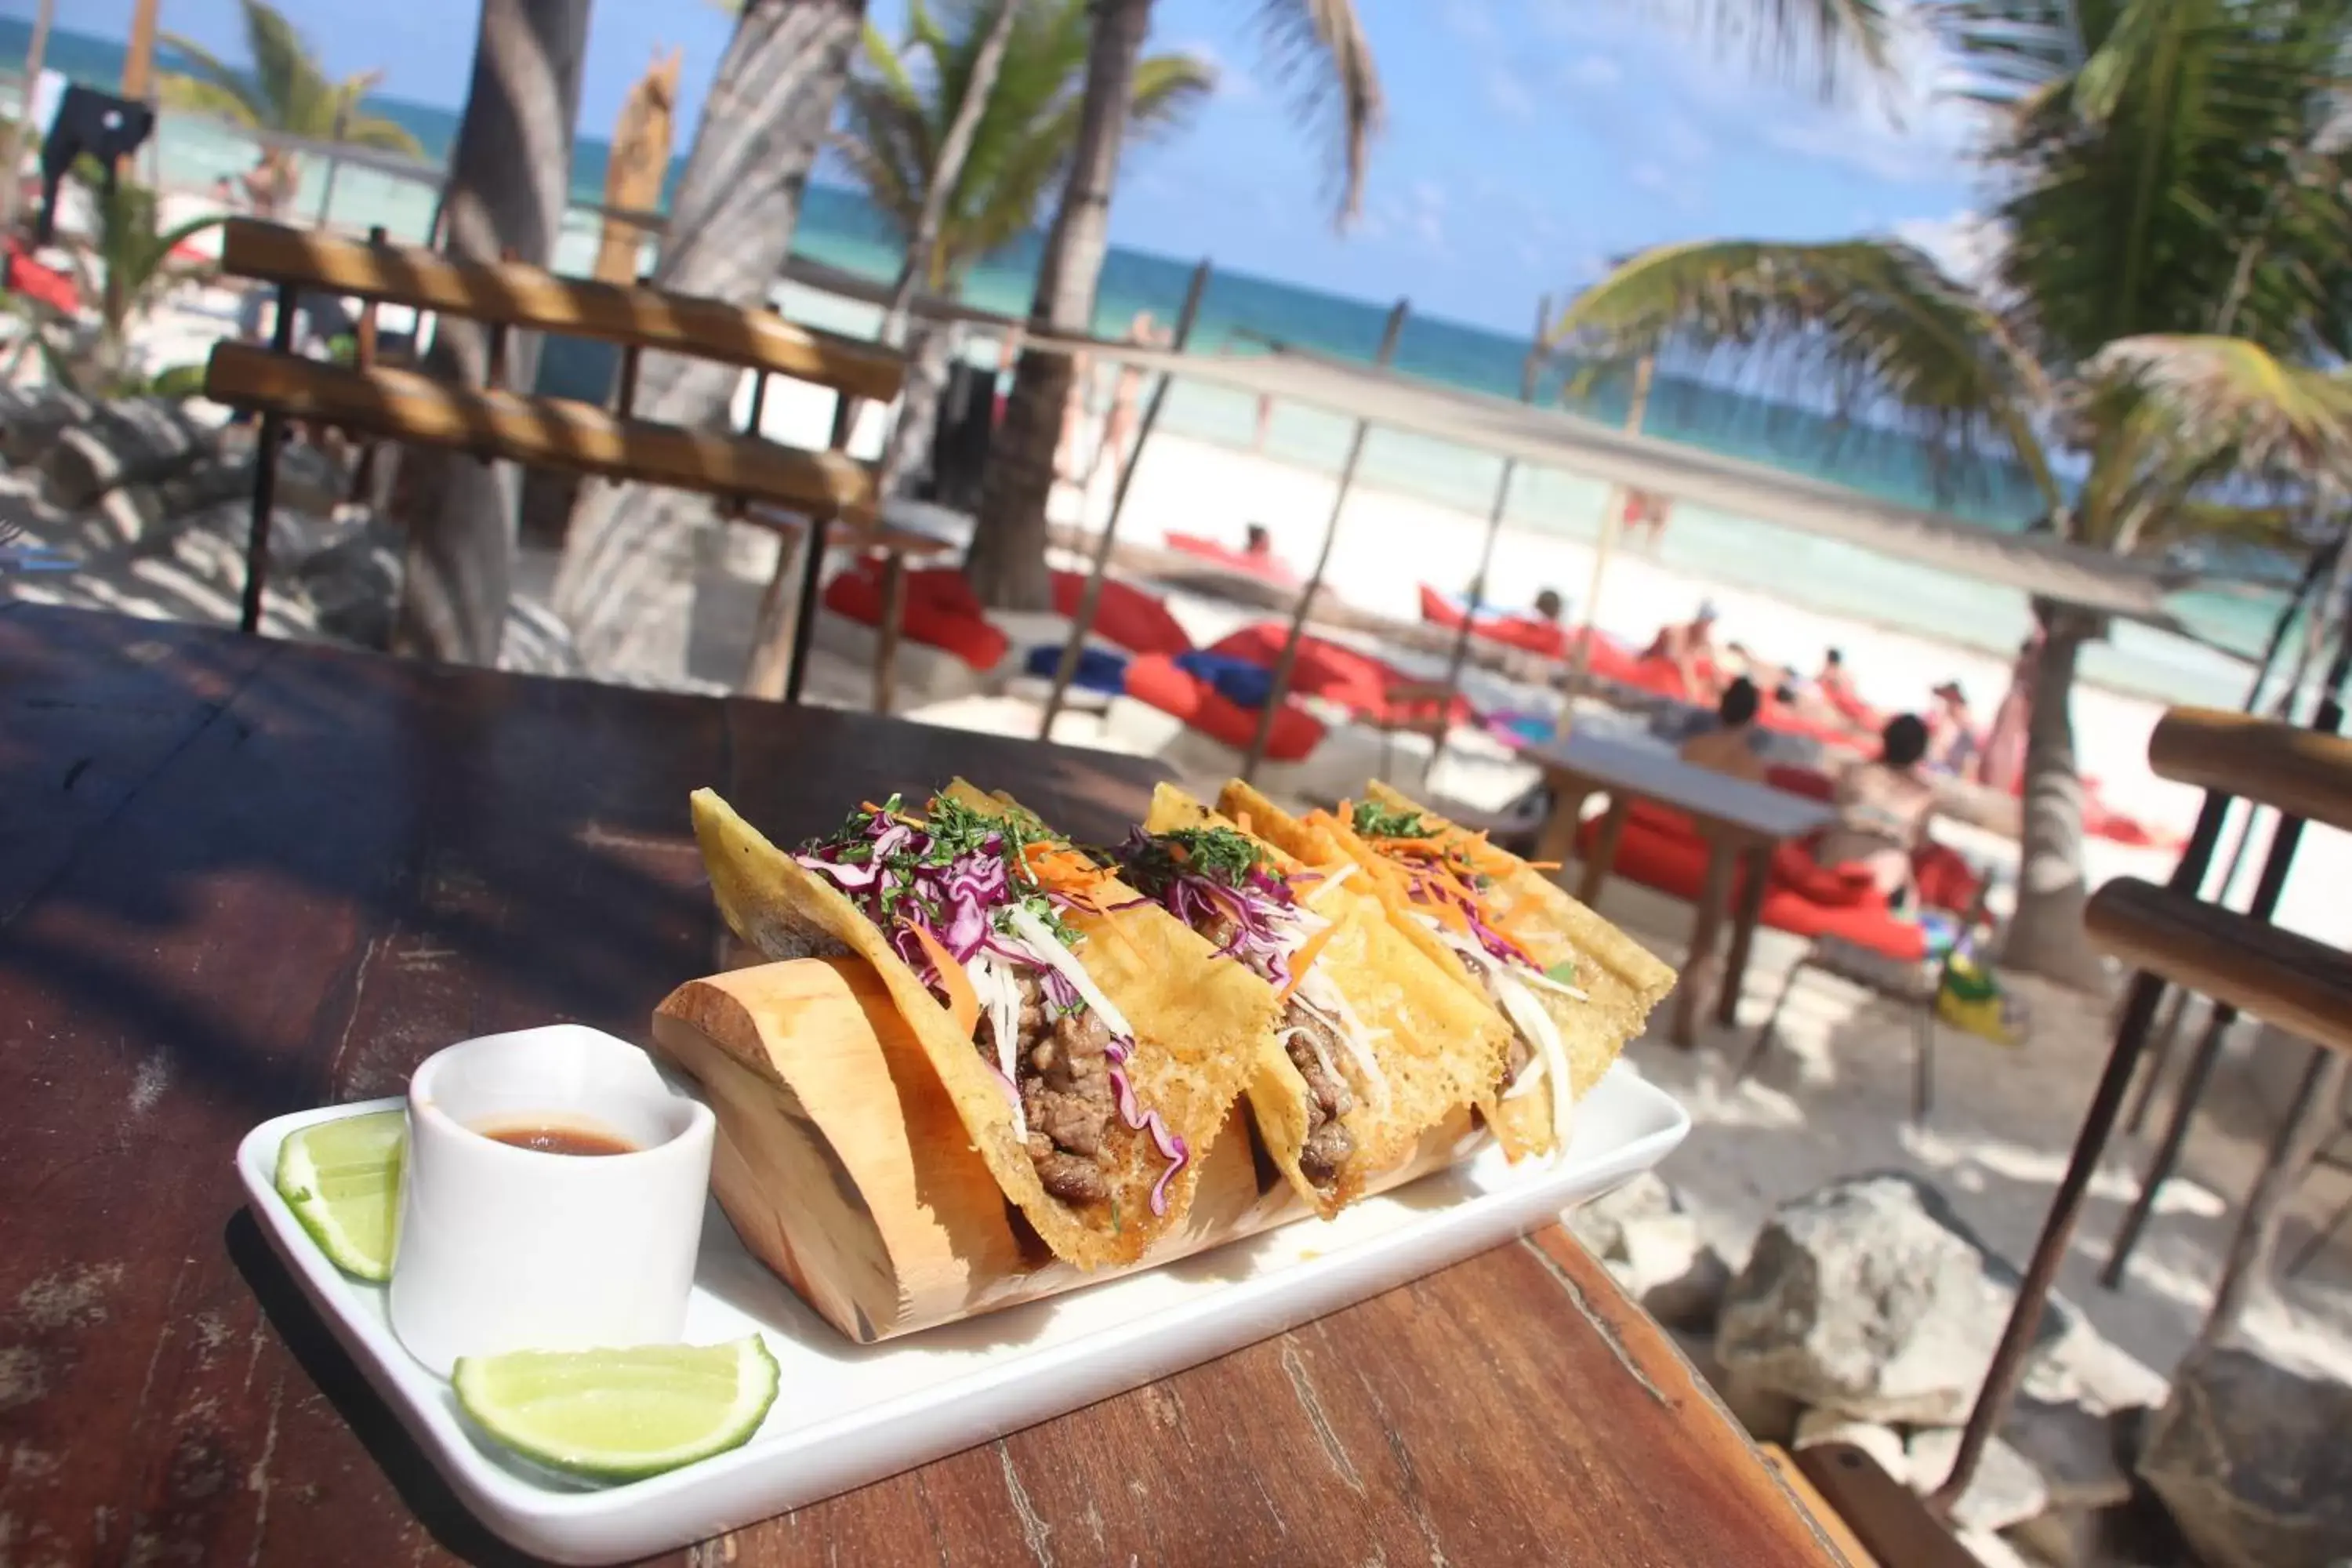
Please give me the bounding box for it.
[1523,729,1836,1048]
[0,604,1849,1566]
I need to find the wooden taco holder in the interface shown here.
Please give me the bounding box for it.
[650,956,1483,1343]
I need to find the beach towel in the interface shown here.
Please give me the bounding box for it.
[1174,650,1276,710]
[1023,643,1129,695]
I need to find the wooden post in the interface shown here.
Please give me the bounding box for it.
[0,0,55,232]
[238,281,301,635]
[120,0,160,103]
[2201,1046,2352,1348]
[1036,259,1212,739]
[1240,299,1410,782]
[1566,356,1655,699]
[343,225,388,506]
[1421,292,1552,782]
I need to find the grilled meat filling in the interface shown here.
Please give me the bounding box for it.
[972,973,1116,1204]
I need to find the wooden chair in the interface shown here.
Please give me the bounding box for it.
[203,220,905,702]
[1920,704,2352,1531]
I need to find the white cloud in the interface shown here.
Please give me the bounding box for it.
[1176,41,1256,103]
[1566,53,1624,90]
[1760,114,1965,185]
[1486,64,1537,125]
[1442,0,1496,45]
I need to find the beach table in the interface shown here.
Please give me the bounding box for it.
[0,602,1853,1566]
[1522,728,1836,1048]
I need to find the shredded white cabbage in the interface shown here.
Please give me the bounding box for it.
[965,953,1027,1142]
[1516,965,1592,1003]
[1006,904,1135,1041]
[1295,973,1392,1111]
[1425,916,1576,1158]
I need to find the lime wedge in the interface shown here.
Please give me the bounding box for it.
[452,1337,780,1483]
[274,1109,406,1281]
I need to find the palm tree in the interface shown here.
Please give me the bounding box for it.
[1548,0,2352,986]
[958,0,1926,608]
[387,0,590,666]
[839,0,1214,498]
[21,169,222,396]
[161,0,426,218]
[963,0,1387,608]
[551,0,869,677]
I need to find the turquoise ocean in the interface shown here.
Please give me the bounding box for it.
[14,20,2293,707]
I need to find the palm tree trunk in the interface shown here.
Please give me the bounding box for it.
[1998,602,2111,990]
[863,0,1018,495]
[551,0,866,680]
[880,318,960,498]
[964,0,1152,610]
[387,0,590,665]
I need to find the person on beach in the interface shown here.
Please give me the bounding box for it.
[1054,349,1094,485]
[1644,601,1721,701]
[1679,677,1769,783]
[1815,714,1938,906]
[1101,310,1170,481]
[1532,587,1567,625]
[1243,524,1277,564]
[1926,681,1981,776]
[1624,488,1671,554]
[1252,392,1275,454]
[1976,634,2040,793]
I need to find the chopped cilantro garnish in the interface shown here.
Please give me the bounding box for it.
[1119,826,1265,895]
[1545,960,1578,986]
[797,789,1080,946]
[1352,800,1425,840]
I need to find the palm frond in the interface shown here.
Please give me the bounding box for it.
[1248,0,1384,224]
[241,0,337,136]
[1548,238,2060,503]
[1688,0,1901,100]
[158,74,264,129]
[339,109,426,156]
[1123,53,1217,142]
[158,31,266,125]
[2077,333,2352,482]
[1933,0,2085,107]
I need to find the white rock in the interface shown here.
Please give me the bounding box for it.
[1791,1407,1908,1486]
[1909,1428,2051,1534]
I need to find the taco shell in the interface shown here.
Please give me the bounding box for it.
[691,786,1274,1269]
[1142,784,1512,1216]
[1220,779,1675,1160]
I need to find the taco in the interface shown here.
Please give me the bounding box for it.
[691,783,1276,1268]
[1109,784,1512,1216]
[1220,780,1675,1161]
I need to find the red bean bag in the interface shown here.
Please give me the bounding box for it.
[1416,586,1644,681]
[5,240,78,315]
[1583,799,1928,961]
[822,559,1008,671]
[1165,531,1300,586]
[1206,621,1475,728]
[1123,652,1325,762]
[1047,571,1193,657]
[1766,764,1836,802]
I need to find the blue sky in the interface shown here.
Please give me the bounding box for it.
[43,0,1988,332]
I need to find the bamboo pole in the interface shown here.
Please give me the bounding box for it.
[593,49,680,285]
[0,0,54,232]
[1036,258,1213,739]
[1566,356,1654,700]
[1239,299,1410,782]
[1421,292,1552,784]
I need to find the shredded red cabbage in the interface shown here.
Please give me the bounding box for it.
[796,797,1190,1210]
[1112,828,1314,993]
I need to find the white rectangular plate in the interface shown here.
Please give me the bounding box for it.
[236,1064,1689,1565]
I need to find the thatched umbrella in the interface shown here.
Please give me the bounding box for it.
[594,47,681,285]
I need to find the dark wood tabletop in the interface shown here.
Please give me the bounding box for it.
[1521,728,1838,843]
[0,604,1847,1566]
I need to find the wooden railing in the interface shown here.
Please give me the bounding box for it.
[203,220,905,702]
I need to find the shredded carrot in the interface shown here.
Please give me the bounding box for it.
[1525,860,1563,871]
[1275,924,1339,1003]
[905,923,979,1037]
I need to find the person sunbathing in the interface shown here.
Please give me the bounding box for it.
[1926,680,1981,776]
[1679,677,1769,784]
[1643,601,1721,700]
[1814,714,1938,906]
